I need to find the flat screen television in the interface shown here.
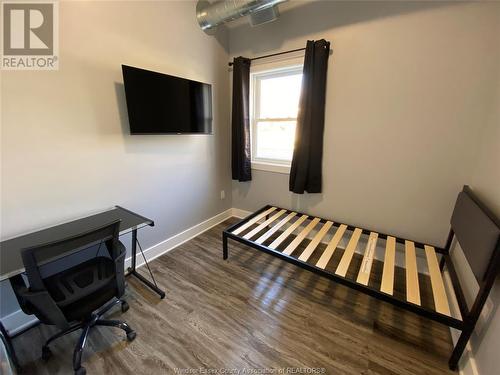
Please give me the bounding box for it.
[122,65,212,134]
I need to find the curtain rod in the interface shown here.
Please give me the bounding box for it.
[228,46,333,66]
[228,47,306,66]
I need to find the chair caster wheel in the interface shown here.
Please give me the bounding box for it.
[75,367,86,375]
[121,301,129,313]
[126,330,136,341]
[41,346,52,361]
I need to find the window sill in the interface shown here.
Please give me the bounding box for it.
[251,161,290,175]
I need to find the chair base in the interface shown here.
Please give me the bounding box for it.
[42,298,136,375]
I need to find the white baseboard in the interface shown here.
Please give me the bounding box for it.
[124,208,234,270]
[231,208,252,219]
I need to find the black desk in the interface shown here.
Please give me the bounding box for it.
[0,205,165,297]
[0,206,165,370]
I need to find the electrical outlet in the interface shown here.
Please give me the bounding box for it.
[220,190,225,200]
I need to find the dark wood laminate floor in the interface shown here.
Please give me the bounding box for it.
[13,218,454,375]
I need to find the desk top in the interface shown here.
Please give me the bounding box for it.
[0,206,154,281]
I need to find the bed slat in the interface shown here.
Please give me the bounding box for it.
[405,240,421,305]
[316,224,348,269]
[425,245,451,316]
[255,212,297,245]
[356,232,379,286]
[335,228,363,277]
[380,236,396,295]
[232,207,277,235]
[269,215,309,250]
[298,221,333,262]
[243,209,287,240]
[283,218,321,255]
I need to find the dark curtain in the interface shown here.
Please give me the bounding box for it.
[231,56,252,182]
[289,39,330,194]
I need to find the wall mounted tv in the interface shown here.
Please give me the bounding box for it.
[122,65,213,134]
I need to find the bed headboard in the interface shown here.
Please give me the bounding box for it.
[450,186,500,282]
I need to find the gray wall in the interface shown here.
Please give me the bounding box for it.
[462,58,500,375]
[1,1,231,317]
[229,1,500,373]
[230,1,499,247]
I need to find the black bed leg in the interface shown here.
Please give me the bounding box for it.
[449,249,499,371]
[223,233,228,260]
[449,328,472,370]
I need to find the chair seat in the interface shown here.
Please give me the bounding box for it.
[45,256,118,321]
[62,284,117,322]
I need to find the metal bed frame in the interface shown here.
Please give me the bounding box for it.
[222,186,500,370]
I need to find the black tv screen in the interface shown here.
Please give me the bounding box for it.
[122,65,212,134]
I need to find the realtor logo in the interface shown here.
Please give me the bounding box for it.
[2,1,58,70]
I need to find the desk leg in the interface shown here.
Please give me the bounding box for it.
[126,229,166,299]
[0,320,20,372]
[131,229,137,271]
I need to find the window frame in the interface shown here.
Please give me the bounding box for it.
[250,63,303,174]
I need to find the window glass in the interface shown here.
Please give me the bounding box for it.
[255,121,296,161]
[251,66,303,166]
[259,73,302,119]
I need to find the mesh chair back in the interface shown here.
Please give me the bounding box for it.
[21,220,121,292]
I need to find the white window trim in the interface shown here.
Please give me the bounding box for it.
[251,161,291,174]
[250,63,303,175]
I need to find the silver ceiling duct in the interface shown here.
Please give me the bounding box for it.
[196,0,288,34]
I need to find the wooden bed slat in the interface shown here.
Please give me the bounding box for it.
[405,240,421,306]
[283,218,321,255]
[425,245,451,316]
[243,209,287,240]
[316,224,348,269]
[356,232,379,286]
[298,221,333,262]
[255,212,297,245]
[269,214,309,250]
[380,236,396,295]
[232,207,277,235]
[335,228,363,277]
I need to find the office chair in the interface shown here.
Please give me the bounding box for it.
[11,220,136,375]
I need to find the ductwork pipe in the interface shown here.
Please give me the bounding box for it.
[196,0,288,34]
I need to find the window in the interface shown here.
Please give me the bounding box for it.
[250,65,303,173]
